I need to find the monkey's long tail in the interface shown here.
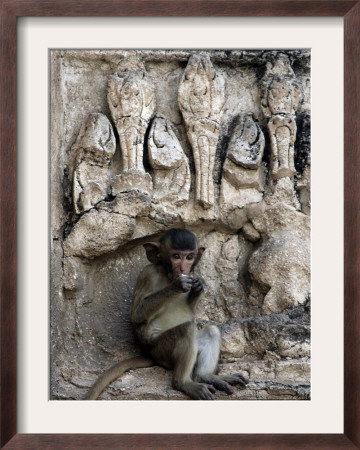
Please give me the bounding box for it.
[84,356,154,400]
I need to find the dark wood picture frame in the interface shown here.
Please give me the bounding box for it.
[1,1,359,448]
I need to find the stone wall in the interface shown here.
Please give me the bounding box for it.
[50,49,311,400]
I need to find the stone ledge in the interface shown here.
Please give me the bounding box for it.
[54,358,310,401]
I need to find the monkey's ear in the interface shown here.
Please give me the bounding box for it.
[143,242,161,264]
[196,247,205,263]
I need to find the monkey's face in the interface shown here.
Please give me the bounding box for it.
[168,249,197,277]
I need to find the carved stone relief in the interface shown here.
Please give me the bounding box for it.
[51,50,311,401]
[178,54,225,208]
[107,58,155,194]
[222,115,265,192]
[148,117,190,205]
[227,115,265,169]
[72,113,116,214]
[260,54,300,180]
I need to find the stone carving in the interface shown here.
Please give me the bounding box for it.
[267,116,297,179]
[227,115,265,169]
[51,50,311,402]
[260,54,300,180]
[148,117,190,205]
[107,59,155,194]
[223,115,265,191]
[72,113,116,214]
[178,54,225,208]
[260,55,300,117]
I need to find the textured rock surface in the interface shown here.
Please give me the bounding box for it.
[50,49,311,401]
[227,115,265,169]
[148,116,190,205]
[178,54,225,208]
[260,55,300,180]
[72,113,116,214]
[248,231,310,314]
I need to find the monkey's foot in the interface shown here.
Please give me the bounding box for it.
[196,374,249,395]
[219,373,249,387]
[174,380,216,400]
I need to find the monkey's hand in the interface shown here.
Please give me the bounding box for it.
[190,277,204,297]
[172,274,193,292]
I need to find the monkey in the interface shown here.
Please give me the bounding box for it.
[85,228,248,400]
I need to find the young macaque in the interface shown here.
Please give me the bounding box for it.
[85,228,248,400]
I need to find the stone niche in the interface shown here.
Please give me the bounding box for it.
[50,49,311,400]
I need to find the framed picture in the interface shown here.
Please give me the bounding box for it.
[1,1,359,448]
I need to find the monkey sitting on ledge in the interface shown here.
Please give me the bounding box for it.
[85,228,249,400]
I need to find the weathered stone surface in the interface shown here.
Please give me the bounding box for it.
[148,117,190,205]
[223,158,265,191]
[250,202,310,240]
[295,114,311,175]
[63,209,135,258]
[248,231,310,314]
[72,113,116,156]
[245,201,267,221]
[61,364,309,401]
[193,232,251,322]
[63,256,84,291]
[50,49,311,402]
[108,63,155,124]
[100,190,152,217]
[227,115,265,169]
[221,304,310,359]
[242,222,261,242]
[148,117,184,169]
[178,54,225,208]
[220,177,263,230]
[72,113,116,214]
[296,166,311,215]
[260,54,300,117]
[222,207,248,231]
[261,54,301,180]
[266,177,301,210]
[216,236,248,318]
[64,190,153,259]
[268,114,297,179]
[294,112,311,215]
[236,359,310,385]
[111,169,153,195]
[107,56,155,188]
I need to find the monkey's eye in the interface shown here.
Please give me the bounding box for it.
[186,254,195,260]
[172,253,181,259]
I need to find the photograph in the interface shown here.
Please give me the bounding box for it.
[50,48,311,401]
[1,0,360,447]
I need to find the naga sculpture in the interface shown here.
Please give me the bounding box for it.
[260,54,300,180]
[108,58,155,194]
[178,54,225,208]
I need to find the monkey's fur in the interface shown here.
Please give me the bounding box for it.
[85,229,248,400]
